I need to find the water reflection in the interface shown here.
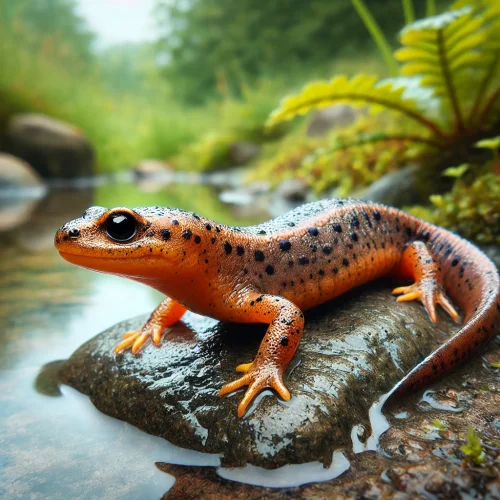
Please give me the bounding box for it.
[0,180,268,498]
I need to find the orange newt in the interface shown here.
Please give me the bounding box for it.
[55,200,500,417]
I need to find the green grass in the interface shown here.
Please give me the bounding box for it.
[0,24,386,174]
[0,27,210,172]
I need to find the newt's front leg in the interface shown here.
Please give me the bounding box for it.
[219,293,305,417]
[114,297,187,354]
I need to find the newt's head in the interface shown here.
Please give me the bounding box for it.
[55,206,205,282]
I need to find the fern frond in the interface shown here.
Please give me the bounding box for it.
[396,7,486,132]
[473,3,500,123]
[266,74,447,139]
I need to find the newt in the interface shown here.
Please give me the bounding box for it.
[55,199,500,417]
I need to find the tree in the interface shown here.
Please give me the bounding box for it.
[1,0,95,66]
[155,0,435,103]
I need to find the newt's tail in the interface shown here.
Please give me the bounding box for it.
[388,222,500,400]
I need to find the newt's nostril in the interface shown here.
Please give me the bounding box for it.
[69,228,80,238]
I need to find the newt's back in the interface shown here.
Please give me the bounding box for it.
[55,198,500,417]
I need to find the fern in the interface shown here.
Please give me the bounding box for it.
[475,3,500,123]
[396,7,486,132]
[264,1,500,206]
[266,74,446,140]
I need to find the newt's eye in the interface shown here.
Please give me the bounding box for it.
[106,213,137,242]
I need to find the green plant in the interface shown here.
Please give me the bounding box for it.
[409,170,500,243]
[460,425,487,466]
[266,2,500,188]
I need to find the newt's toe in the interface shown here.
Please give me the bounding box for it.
[219,363,290,417]
[236,362,253,373]
[115,330,142,353]
[392,281,459,324]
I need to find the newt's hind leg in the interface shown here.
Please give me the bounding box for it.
[114,297,187,354]
[392,241,459,324]
[218,293,305,418]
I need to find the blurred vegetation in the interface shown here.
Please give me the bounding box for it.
[263,0,500,242]
[94,182,263,227]
[155,0,438,103]
[0,0,499,243]
[0,0,421,173]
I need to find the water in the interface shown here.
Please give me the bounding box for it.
[0,180,269,498]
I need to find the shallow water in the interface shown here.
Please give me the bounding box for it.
[0,180,272,498]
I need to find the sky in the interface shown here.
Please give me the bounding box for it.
[77,0,159,48]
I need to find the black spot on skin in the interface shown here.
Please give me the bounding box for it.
[265,264,275,275]
[236,245,244,256]
[288,260,294,267]
[406,227,412,237]
[421,230,430,242]
[350,232,358,242]
[373,211,381,221]
[250,301,255,306]
[333,224,342,233]
[224,242,232,254]
[146,231,154,237]
[192,214,200,220]
[318,269,325,275]
[451,257,460,267]
[211,237,216,244]
[351,216,360,228]
[298,256,309,265]
[288,222,295,227]
[205,224,212,231]
[172,219,179,225]
[363,211,372,228]
[258,230,267,235]
[279,240,291,251]
[333,267,338,274]
[308,227,319,236]
[182,229,192,240]
[254,250,265,262]
[280,335,289,346]
[342,258,349,267]
[160,229,171,240]
[194,235,201,244]
[323,245,332,255]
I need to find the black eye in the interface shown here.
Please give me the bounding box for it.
[106,213,137,242]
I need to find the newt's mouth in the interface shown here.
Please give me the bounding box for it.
[58,251,125,271]
[57,250,166,279]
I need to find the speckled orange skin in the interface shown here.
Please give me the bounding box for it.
[55,200,500,417]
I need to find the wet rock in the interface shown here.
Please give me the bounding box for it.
[361,164,425,207]
[158,341,500,498]
[307,105,360,137]
[60,284,458,469]
[133,159,174,179]
[4,113,94,178]
[274,178,309,202]
[0,153,46,192]
[0,155,47,233]
[480,244,500,269]
[0,196,40,232]
[6,188,93,251]
[228,141,260,165]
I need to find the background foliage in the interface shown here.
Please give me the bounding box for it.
[1,0,498,243]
